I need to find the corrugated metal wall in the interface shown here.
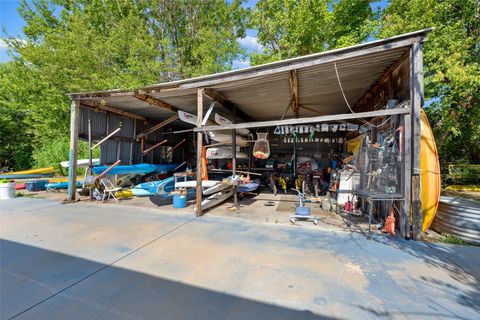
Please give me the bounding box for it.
[79,106,190,165]
[431,196,480,245]
[79,107,107,137]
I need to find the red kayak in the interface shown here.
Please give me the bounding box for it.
[15,183,25,190]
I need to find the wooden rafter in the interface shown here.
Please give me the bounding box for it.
[203,88,251,122]
[79,100,147,121]
[353,50,410,112]
[289,69,299,117]
[136,114,179,140]
[134,94,178,113]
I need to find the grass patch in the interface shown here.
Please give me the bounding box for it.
[441,233,466,245]
[441,189,480,202]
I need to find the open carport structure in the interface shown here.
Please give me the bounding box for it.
[68,29,431,240]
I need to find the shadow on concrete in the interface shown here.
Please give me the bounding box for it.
[0,239,332,320]
[371,237,480,316]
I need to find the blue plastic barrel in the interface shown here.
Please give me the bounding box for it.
[173,194,187,208]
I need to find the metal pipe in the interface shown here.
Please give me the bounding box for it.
[142,139,167,155]
[91,127,121,149]
[96,160,121,180]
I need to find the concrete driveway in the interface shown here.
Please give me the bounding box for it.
[1,197,479,319]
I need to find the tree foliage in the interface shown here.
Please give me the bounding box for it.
[379,0,480,164]
[250,0,378,64]
[1,0,478,172]
[0,0,248,171]
[32,137,100,175]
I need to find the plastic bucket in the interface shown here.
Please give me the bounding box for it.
[295,206,310,216]
[0,182,16,200]
[173,194,187,208]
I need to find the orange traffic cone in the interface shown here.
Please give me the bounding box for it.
[383,208,396,235]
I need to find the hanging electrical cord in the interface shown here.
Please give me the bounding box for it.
[334,62,394,129]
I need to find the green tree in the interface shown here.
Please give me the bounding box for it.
[379,0,480,164]
[1,0,248,171]
[32,137,100,175]
[250,0,378,64]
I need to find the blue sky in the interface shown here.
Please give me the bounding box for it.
[0,0,389,66]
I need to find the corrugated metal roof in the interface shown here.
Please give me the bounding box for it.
[71,29,431,122]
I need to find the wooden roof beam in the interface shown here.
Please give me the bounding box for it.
[134,94,178,113]
[79,100,147,121]
[289,70,299,117]
[195,106,410,132]
[136,114,179,140]
[203,88,251,122]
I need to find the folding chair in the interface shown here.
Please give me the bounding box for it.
[100,177,121,203]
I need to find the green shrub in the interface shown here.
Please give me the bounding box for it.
[32,137,100,176]
[441,233,466,245]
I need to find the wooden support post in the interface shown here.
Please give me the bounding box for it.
[402,113,412,239]
[195,89,204,216]
[88,118,93,200]
[130,120,135,165]
[232,106,238,207]
[67,100,80,202]
[410,42,424,240]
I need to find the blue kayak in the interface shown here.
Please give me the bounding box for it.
[237,179,260,193]
[46,181,83,189]
[0,173,55,179]
[132,176,175,197]
[132,176,194,197]
[92,163,181,175]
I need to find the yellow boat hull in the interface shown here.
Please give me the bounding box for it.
[10,167,55,175]
[419,110,441,231]
[116,190,133,198]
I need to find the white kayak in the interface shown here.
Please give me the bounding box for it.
[206,147,248,159]
[214,114,250,136]
[60,159,100,168]
[175,180,220,189]
[194,187,235,213]
[178,110,215,126]
[208,132,248,146]
[203,181,234,195]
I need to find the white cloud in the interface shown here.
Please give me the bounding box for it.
[0,39,8,50]
[232,57,251,69]
[0,38,27,50]
[237,35,263,52]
